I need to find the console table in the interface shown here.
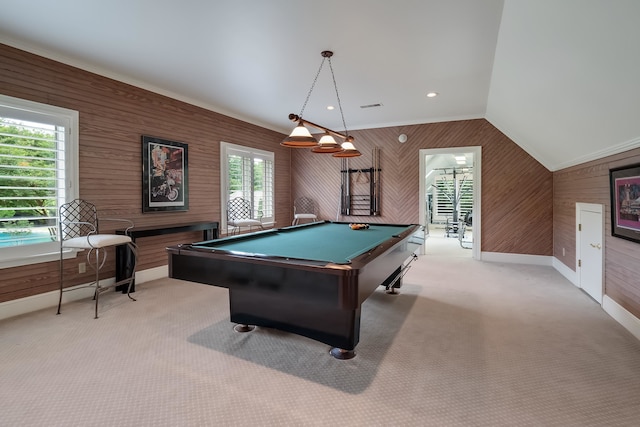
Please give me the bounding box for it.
[115,221,219,292]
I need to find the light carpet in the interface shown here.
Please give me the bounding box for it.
[1,252,639,426]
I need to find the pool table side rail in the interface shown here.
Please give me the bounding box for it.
[180,221,420,271]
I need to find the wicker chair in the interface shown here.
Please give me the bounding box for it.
[227,197,264,235]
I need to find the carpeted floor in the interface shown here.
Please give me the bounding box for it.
[1,246,640,426]
[424,226,473,257]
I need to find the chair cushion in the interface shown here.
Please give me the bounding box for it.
[294,213,317,220]
[229,219,262,227]
[62,234,132,249]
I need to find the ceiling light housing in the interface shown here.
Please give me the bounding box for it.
[281,121,319,147]
[311,132,343,153]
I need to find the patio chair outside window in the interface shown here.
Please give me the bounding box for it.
[227,197,264,235]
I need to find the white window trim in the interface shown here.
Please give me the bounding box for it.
[0,94,79,269]
[220,141,275,234]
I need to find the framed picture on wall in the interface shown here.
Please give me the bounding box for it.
[610,163,640,243]
[142,135,189,212]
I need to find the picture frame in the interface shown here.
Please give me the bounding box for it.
[142,135,189,213]
[609,163,640,243]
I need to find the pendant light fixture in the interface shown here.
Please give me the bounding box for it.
[281,51,361,157]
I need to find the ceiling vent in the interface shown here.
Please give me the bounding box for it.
[360,103,383,109]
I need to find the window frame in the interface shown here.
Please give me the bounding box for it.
[0,94,79,269]
[220,141,275,234]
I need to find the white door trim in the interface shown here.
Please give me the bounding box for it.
[576,202,604,303]
[419,146,481,260]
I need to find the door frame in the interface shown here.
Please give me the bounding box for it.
[419,146,481,260]
[576,202,604,303]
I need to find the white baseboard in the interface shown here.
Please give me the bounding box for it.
[0,266,167,322]
[603,295,640,342]
[135,265,168,283]
[5,259,640,345]
[552,256,578,286]
[553,258,640,342]
[552,258,640,342]
[481,253,640,343]
[0,281,99,321]
[481,251,552,266]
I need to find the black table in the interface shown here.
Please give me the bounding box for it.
[167,221,421,359]
[115,221,219,292]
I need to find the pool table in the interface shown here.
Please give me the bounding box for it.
[167,221,421,359]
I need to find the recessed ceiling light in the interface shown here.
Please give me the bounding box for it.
[426,92,438,98]
[327,105,335,110]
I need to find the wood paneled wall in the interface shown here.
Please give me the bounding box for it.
[554,148,640,318]
[4,43,637,323]
[292,119,554,255]
[0,44,291,303]
[0,42,559,306]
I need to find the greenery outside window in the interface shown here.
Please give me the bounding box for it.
[220,142,274,233]
[0,94,79,268]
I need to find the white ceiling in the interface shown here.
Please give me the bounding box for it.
[1,0,638,171]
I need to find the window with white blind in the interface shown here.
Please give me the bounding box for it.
[220,142,274,232]
[0,94,79,268]
[433,172,473,223]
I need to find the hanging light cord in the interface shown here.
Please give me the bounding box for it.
[327,56,349,137]
[298,55,327,118]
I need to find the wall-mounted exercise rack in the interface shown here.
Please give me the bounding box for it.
[340,147,381,216]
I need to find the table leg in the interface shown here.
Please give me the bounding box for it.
[233,324,255,332]
[203,226,219,240]
[329,348,356,360]
[115,242,136,293]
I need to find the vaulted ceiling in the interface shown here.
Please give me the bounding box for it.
[0,0,638,171]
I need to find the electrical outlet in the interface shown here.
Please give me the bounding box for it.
[562,248,565,256]
[79,262,86,273]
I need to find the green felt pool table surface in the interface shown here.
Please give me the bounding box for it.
[191,221,411,264]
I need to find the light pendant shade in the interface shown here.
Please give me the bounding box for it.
[332,138,361,158]
[283,51,362,154]
[281,121,319,148]
[311,133,343,153]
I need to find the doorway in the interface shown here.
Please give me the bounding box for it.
[419,147,481,259]
[576,203,604,303]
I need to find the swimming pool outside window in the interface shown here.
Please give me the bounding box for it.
[0,95,78,268]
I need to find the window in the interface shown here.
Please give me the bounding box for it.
[220,142,274,233]
[433,172,473,223]
[0,94,79,268]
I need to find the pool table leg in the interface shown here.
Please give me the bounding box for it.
[329,347,356,360]
[228,287,362,358]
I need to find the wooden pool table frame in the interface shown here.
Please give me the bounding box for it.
[167,221,421,359]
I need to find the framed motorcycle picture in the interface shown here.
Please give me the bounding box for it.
[142,135,189,212]
[610,163,640,243]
